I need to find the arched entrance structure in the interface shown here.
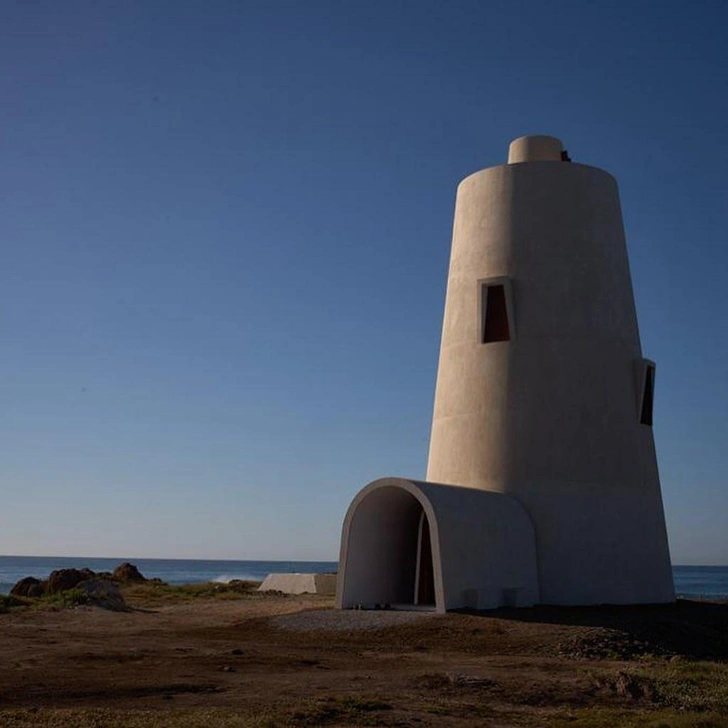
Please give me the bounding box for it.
[336,478,539,612]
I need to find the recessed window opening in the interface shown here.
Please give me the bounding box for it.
[482,284,511,343]
[640,364,655,426]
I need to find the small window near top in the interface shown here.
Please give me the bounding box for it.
[481,283,511,343]
[640,363,655,426]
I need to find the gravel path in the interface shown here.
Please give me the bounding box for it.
[272,608,440,632]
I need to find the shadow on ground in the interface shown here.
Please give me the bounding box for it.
[458,599,728,659]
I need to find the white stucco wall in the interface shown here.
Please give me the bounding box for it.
[425,137,674,605]
[337,478,539,612]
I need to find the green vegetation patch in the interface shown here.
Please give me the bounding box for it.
[4,580,263,611]
[34,588,92,610]
[3,590,91,612]
[121,580,260,608]
[591,660,728,713]
[0,594,29,612]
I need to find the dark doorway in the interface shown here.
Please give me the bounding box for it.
[339,486,440,611]
[415,510,435,606]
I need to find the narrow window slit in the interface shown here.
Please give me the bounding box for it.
[482,284,510,342]
[640,364,655,426]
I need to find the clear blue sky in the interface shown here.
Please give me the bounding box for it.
[2,0,726,564]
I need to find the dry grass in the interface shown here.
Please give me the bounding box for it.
[590,660,728,712]
[0,708,280,727]
[4,698,726,728]
[1,581,263,612]
[2,597,728,727]
[545,708,728,728]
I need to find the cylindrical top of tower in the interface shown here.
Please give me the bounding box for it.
[508,135,564,163]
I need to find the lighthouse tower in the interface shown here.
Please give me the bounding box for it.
[336,136,674,611]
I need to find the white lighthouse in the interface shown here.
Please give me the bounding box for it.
[336,135,674,611]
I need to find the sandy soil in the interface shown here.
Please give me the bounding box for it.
[1,593,727,726]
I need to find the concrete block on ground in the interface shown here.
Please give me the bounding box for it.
[258,573,337,595]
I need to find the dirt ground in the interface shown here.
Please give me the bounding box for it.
[1,592,727,727]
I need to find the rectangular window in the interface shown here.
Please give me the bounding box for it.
[640,362,655,426]
[481,281,512,343]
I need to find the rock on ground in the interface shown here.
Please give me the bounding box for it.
[8,562,149,606]
[9,577,44,598]
[111,562,147,583]
[46,569,97,594]
[77,580,129,611]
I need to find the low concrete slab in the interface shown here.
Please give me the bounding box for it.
[258,573,337,596]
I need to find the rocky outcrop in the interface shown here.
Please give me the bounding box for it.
[10,577,44,598]
[77,580,128,611]
[8,562,150,609]
[46,568,96,594]
[112,562,147,583]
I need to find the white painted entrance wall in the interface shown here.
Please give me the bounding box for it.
[336,478,539,612]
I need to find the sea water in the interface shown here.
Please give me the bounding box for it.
[1,556,726,600]
[0,556,336,595]
[672,565,728,600]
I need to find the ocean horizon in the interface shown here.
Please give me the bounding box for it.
[1,555,727,600]
[0,555,338,596]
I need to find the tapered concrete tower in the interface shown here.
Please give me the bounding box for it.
[426,135,673,604]
[336,135,674,611]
